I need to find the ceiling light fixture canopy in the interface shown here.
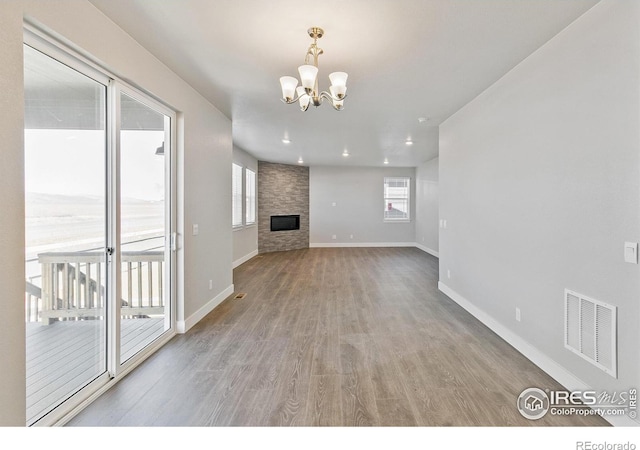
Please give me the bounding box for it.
[279,27,348,111]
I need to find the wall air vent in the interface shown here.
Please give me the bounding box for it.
[564,289,617,378]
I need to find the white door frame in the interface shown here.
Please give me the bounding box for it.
[24,24,178,426]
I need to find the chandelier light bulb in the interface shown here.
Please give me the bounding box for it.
[329,85,347,101]
[296,87,310,111]
[298,65,318,93]
[329,72,348,98]
[279,76,298,101]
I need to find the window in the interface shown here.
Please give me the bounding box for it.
[245,168,256,225]
[384,177,410,221]
[232,163,243,227]
[232,164,256,228]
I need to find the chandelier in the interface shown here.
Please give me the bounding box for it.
[279,27,348,111]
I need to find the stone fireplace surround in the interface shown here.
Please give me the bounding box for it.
[257,161,309,253]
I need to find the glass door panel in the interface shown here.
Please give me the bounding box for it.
[24,45,107,425]
[119,92,171,363]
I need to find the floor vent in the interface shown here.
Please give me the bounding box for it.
[564,289,617,378]
[234,293,247,300]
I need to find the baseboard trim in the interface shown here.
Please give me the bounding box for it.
[415,243,439,257]
[177,284,234,334]
[310,242,417,248]
[309,242,440,258]
[437,281,638,427]
[233,249,258,268]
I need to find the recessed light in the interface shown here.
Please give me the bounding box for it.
[418,117,428,123]
[342,149,349,157]
[298,157,303,164]
[405,139,413,146]
[282,138,291,144]
[383,158,389,165]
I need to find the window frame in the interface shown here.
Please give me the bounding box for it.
[245,168,256,226]
[232,163,244,228]
[383,176,411,222]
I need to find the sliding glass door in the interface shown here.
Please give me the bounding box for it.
[24,40,175,425]
[118,91,172,363]
[24,44,109,425]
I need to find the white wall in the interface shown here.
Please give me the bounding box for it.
[0,0,27,427]
[0,0,234,424]
[310,166,416,246]
[415,157,439,257]
[439,0,639,420]
[232,145,258,267]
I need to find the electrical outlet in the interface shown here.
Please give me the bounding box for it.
[209,280,213,290]
[192,224,199,235]
[332,234,336,240]
[350,234,353,239]
[447,269,451,279]
[516,307,521,322]
[624,242,638,264]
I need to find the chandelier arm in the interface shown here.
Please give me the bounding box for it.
[319,91,348,102]
[280,91,311,104]
[281,93,313,111]
[281,91,347,107]
[318,92,346,111]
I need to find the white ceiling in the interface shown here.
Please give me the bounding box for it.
[88,0,599,167]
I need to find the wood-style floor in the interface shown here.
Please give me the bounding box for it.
[67,247,608,426]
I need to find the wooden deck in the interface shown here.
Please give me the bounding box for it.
[26,317,164,424]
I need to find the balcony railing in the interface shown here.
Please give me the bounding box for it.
[26,250,165,324]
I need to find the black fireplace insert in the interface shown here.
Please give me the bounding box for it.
[270,215,300,231]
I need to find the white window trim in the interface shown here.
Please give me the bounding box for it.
[232,164,258,230]
[245,168,256,226]
[383,176,411,223]
[232,163,244,229]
